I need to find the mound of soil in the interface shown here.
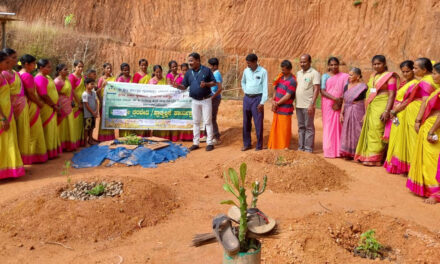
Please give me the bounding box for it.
[224,150,348,193]
[0,176,179,242]
[261,210,440,263]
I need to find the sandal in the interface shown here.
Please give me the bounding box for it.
[212,214,240,256]
[425,192,440,204]
[227,206,276,235]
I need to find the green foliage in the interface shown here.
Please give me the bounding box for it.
[239,163,246,186]
[62,161,72,189]
[64,14,76,27]
[356,229,383,259]
[121,134,143,145]
[221,163,268,252]
[87,184,106,196]
[353,0,362,6]
[222,163,248,251]
[61,160,71,176]
[251,175,267,208]
[275,156,288,166]
[237,186,248,250]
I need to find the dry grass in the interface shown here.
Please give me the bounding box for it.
[6,21,113,73]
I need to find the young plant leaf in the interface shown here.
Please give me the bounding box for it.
[220,200,238,207]
[228,168,239,191]
[239,163,247,186]
[223,171,229,184]
[223,183,238,198]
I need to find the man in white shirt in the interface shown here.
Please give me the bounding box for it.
[295,54,320,153]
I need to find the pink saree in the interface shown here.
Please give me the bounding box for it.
[322,72,349,158]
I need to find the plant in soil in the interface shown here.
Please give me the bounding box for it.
[355,229,383,259]
[62,161,72,189]
[221,163,267,252]
[275,156,288,166]
[87,184,106,196]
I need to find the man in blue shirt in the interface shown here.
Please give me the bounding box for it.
[174,52,216,151]
[208,57,222,144]
[241,53,268,151]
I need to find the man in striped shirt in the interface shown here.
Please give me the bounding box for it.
[268,60,297,149]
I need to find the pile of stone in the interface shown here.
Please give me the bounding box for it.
[60,181,123,201]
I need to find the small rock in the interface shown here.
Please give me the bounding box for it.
[17,243,23,247]
[29,246,35,250]
[324,187,329,192]
[204,175,209,179]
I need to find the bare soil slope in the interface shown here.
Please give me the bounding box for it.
[1,102,440,263]
[3,0,440,79]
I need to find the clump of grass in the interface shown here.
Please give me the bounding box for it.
[64,14,76,27]
[275,156,288,166]
[353,0,362,6]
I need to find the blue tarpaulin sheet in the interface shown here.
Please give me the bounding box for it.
[71,142,188,169]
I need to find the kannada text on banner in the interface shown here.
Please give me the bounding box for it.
[102,82,193,130]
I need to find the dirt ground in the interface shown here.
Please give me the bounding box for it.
[1,100,440,264]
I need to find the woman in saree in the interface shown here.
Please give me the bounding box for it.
[2,48,31,164]
[116,63,133,137]
[0,51,24,179]
[18,54,48,163]
[354,55,398,166]
[406,63,440,204]
[320,57,349,158]
[148,65,172,139]
[404,59,438,166]
[340,68,367,158]
[35,59,62,159]
[166,60,183,85]
[268,60,297,149]
[167,63,194,141]
[116,63,133,83]
[148,65,167,85]
[96,63,116,141]
[133,59,151,84]
[384,60,418,174]
[69,60,85,147]
[55,64,78,151]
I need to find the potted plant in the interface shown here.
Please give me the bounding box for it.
[220,163,268,264]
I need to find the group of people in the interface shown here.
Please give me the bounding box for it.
[2,47,440,204]
[0,49,223,180]
[245,53,440,204]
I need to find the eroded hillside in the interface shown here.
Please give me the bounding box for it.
[3,0,440,83]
